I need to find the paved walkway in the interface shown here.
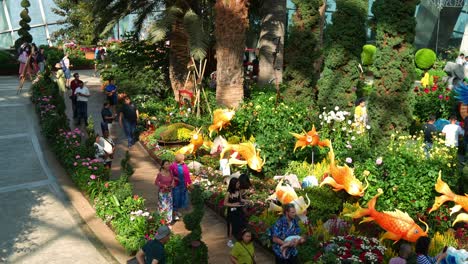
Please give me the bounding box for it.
[71,70,275,264]
[0,76,115,263]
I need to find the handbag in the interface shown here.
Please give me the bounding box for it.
[239,242,256,264]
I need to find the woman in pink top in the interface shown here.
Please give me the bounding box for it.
[155,160,176,224]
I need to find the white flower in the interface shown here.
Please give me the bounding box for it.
[348,120,352,125]
[130,216,135,221]
[319,114,322,119]
[366,125,371,130]
[335,106,339,111]
[345,157,352,163]
[351,136,356,141]
[342,127,347,131]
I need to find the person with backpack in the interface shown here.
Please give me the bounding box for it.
[61,54,72,88]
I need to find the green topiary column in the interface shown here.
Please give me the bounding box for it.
[316,0,368,110]
[368,0,418,141]
[283,0,323,101]
[14,0,33,49]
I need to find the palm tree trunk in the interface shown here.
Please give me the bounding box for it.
[215,0,249,108]
[258,0,286,86]
[169,20,191,99]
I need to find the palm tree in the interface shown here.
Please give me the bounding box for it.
[214,0,249,108]
[93,0,209,97]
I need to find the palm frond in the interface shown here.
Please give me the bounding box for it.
[183,9,209,60]
[132,1,163,34]
[148,6,183,42]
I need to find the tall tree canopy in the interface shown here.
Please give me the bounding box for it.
[368,0,418,140]
[316,0,368,110]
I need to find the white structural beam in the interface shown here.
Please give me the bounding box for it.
[2,0,15,47]
[37,0,51,46]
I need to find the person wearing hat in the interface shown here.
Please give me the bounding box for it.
[55,62,66,96]
[136,225,171,264]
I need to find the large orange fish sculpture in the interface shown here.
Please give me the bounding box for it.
[208,109,235,137]
[267,179,310,221]
[429,172,468,226]
[320,145,368,197]
[176,128,204,155]
[219,141,265,172]
[290,125,331,151]
[348,189,429,243]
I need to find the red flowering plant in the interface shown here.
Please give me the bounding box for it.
[313,235,385,264]
[454,224,468,249]
[417,204,453,234]
[413,79,456,122]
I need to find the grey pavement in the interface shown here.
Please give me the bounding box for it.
[0,75,113,263]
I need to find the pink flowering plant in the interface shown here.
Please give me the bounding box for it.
[71,156,107,194]
[313,235,385,264]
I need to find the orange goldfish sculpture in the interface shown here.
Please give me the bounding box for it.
[290,125,331,151]
[453,213,468,226]
[176,128,204,155]
[348,189,429,243]
[209,109,235,137]
[219,141,265,172]
[267,179,310,221]
[429,172,468,226]
[320,146,368,197]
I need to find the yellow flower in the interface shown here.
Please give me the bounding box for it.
[363,170,370,176]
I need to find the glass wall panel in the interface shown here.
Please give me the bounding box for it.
[30,26,47,45]
[42,0,63,22]
[5,1,23,30]
[28,0,45,26]
[0,33,13,49]
[0,5,9,32]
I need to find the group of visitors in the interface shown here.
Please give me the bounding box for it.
[423,113,468,157]
[18,42,47,80]
[389,236,447,264]
[154,154,192,225]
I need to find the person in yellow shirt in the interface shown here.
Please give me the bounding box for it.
[230,229,255,264]
[354,98,368,133]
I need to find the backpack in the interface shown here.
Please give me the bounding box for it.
[60,59,67,70]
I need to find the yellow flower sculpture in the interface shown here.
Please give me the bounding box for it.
[290,125,330,152]
[208,109,235,137]
[176,128,204,155]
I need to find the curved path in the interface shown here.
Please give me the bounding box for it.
[69,70,275,264]
[0,76,116,263]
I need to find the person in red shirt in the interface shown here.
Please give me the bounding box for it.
[69,73,83,119]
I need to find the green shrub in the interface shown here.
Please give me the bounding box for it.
[415,48,437,70]
[361,44,377,66]
[157,123,195,142]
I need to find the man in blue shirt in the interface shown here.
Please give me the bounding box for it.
[105,78,118,117]
[271,204,304,264]
[136,225,171,264]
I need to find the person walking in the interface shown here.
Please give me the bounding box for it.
[423,115,437,158]
[155,160,176,225]
[69,73,82,119]
[61,53,72,88]
[101,102,114,134]
[416,236,446,264]
[55,63,66,96]
[224,177,248,248]
[389,243,412,264]
[119,96,139,147]
[230,229,256,264]
[75,81,90,126]
[271,204,305,264]
[36,47,46,73]
[136,225,171,264]
[442,115,464,147]
[169,154,191,221]
[104,78,118,117]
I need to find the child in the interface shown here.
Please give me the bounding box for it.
[280,235,305,258]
